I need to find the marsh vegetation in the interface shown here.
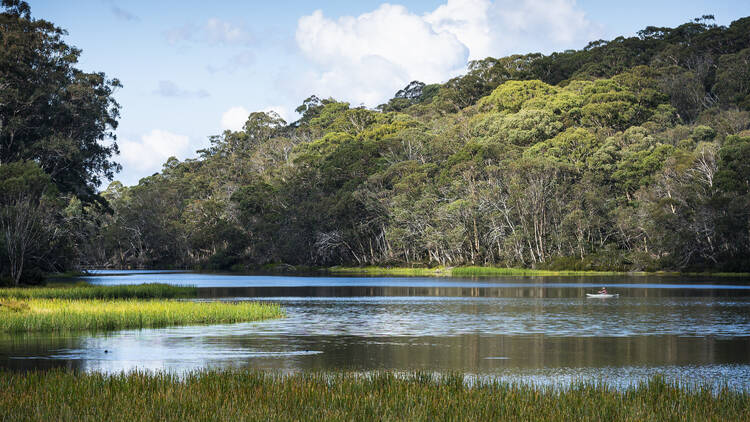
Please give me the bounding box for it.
[1,370,747,421]
[0,283,283,333]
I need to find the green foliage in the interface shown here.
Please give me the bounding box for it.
[68,14,750,273]
[0,161,69,285]
[716,135,750,194]
[479,80,559,113]
[0,1,121,199]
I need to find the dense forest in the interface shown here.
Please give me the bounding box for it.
[2,2,750,284]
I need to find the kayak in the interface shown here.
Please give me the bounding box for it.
[586,293,619,298]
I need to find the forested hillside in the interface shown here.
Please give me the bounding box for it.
[89,15,750,272]
[2,3,750,283]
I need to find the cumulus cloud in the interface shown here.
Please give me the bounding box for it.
[487,0,600,54]
[220,106,250,132]
[296,4,468,105]
[153,80,210,98]
[165,18,253,46]
[294,0,601,106]
[220,105,294,132]
[118,130,191,173]
[424,0,493,60]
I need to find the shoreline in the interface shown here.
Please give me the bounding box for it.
[0,284,284,333]
[326,266,750,278]
[55,265,750,279]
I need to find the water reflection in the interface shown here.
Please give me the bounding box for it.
[3,272,750,390]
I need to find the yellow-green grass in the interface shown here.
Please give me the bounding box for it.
[330,266,639,277]
[329,266,454,276]
[0,299,283,333]
[0,283,197,300]
[450,266,647,277]
[0,371,747,421]
[330,266,750,278]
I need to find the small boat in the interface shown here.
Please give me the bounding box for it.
[586,293,619,298]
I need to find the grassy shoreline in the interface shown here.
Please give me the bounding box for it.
[1,370,747,421]
[328,266,750,277]
[0,283,283,333]
[0,298,283,333]
[0,283,197,300]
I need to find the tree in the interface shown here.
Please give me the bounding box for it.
[0,161,60,285]
[0,1,121,201]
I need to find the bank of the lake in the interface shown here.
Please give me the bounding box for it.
[1,370,747,422]
[328,266,750,278]
[0,283,197,300]
[0,283,283,333]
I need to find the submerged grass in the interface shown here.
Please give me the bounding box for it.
[0,299,283,333]
[0,283,197,300]
[0,370,747,421]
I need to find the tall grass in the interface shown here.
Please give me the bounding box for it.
[329,266,452,276]
[0,283,197,300]
[450,266,640,277]
[330,266,750,278]
[0,370,747,421]
[329,266,635,277]
[0,299,283,333]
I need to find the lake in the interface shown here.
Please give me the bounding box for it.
[2,270,750,390]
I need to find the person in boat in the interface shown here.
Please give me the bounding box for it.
[597,287,608,294]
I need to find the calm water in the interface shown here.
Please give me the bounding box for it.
[2,271,750,390]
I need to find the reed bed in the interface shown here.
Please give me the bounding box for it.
[450,266,637,277]
[0,299,283,333]
[330,266,750,278]
[0,370,747,421]
[329,266,453,276]
[329,266,632,277]
[0,283,197,300]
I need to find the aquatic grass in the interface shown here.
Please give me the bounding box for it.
[0,283,197,300]
[0,370,747,421]
[0,299,283,333]
[330,266,639,277]
[329,266,453,276]
[450,266,644,277]
[329,265,750,278]
[0,299,30,312]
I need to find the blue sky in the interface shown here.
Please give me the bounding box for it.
[28,0,750,186]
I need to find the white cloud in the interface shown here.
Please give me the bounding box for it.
[425,0,493,60]
[296,4,468,105]
[205,18,252,45]
[165,18,253,46]
[294,0,601,106]
[262,105,293,123]
[220,105,294,132]
[220,106,250,131]
[487,0,600,54]
[118,130,191,173]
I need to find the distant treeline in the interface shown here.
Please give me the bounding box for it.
[2,3,750,283]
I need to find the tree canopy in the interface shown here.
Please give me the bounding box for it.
[4,5,750,283]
